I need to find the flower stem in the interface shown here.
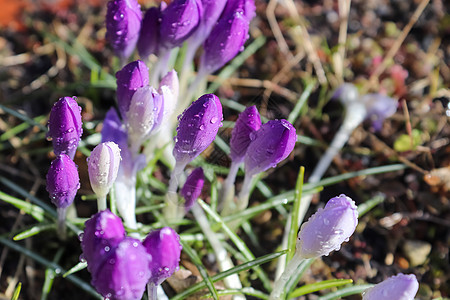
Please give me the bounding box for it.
[236,173,254,211]
[219,161,240,214]
[164,161,187,220]
[270,252,304,300]
[147,282,158,300]
[97,195,107,211]
[57,207,67,241]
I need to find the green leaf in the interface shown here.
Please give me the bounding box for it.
[171,250,287,300]
[41,248,64,300]
[288,80,316,124]
[285,258,315,294]
[287,167,305,262]
[357,194,386,217]
[317,284,374,300]
[12,282,21,300]
[288,279,353,298]
[393,129,423,152]
[0,191,45,222]
[203,287,269,299]
[13,224,55,241]
[63,261,87,278]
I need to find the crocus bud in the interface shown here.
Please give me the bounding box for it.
[159,70,179,105]
[296,194,358,258]
[80,209,126,273]
[47,97,83,160]
[142,227,182,285]
[101,108,128,150]
[362,93,397,131]
[173,94,223,166]
[106,0,142,61]
[363,273,419,300]
[126,86,164,143]
[46,154,80,208]
[116,60,150,119]
[199,9,249,74]
[159,0,203,50]
[87,142,121,199]
[332,83,359,106]
[181,167,204,211]
[222,0,256,21]
[92,237,152,300]
[244,119,296,177]
[137,6,161,58]
[230,105,261,164]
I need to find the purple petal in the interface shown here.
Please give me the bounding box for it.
[181,167,205,211]
[363,273,419,300]
[362,93,397,131]
[244,119,296,177]
[91,237,151,300]
[222,0,256,21]
[142,227,182,285]
[115,60,149,118]
[47,96,83,160]
[137,6,161,57]
[46,154,80,208]
[160,0,203,50]
[101,108,128,149]
[173,94,223,165]
[230,105,261,164]
[297,194,358,258]
[106,0,142,60]
[80,209,126,274]
[200,9,249,74]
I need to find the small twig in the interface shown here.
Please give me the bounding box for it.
[336,0,351,83]
[266,0,294,61]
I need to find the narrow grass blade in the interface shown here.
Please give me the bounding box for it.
[0,237,101,299]
[357,194,385,217]
[13,223,55,241]
[41,248,64,300]
[288,80,316,124]
[198,200,272,292]
[288,279,353,298]
[63,261,87,278]
[0,115,47,141]
[179,239,218,300]
[171,251,287,300]
[12,282,21,300]
[285,258,315,294]
[287,167,305,262]
[204,287,269,299]
[0,191,45,222]
[0,104,48,132]
[317,284,374,300]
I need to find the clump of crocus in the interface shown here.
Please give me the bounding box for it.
[47,97,83,160]
[92,237,152,300]
[87,142,121,211]
[106,0,142,63]
[142,227,182,299]
[363,273,419,300]
[80,209,126,274]
[270,195,358,300]
[236,119,296,212]
[116,60,150,120]
[181,167,205,212]
[46,154,80,239]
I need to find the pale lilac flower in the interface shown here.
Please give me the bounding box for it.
[46,154,80,208]
[362,93,398,131]
[181,167,204,211]
[296,194,358,258]
[47,97,83,160]
[142,227,182,285]
[363,273,419,300]
[106,0,142,61]
[230,105,261,164]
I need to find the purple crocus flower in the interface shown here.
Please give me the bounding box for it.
[101,108,128,149]
[199,8,250,75]
[142,227,182,285]
[137,6,161,58]
[116,60,149,119]
[126,86,164,145]
[222,0,256,21]
[181,167,205,211]
[173,93,223,166]
[363,273,419,300]
[46,154,80,208]
[296,194,358,258]
[80,209,126,274]
[159,0,203,50]
[92,237,152,300]
[230,105,261,164]
[106,0,142,61]
[244,119,296,177]
[87,142,121,206]
[362,93,398,131]
[47,97,83,160]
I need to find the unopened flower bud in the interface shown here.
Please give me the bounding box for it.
[230,105,261,164]
[87,142,121,199]
[173,94,222,166]
[244,119,296,177]
[181,167,204,211]
[106,0,142,60]
[222,0,256,21]
[47,97,83,160]
[116,60,150,119]
[137,6,161,58]
[296,194,358,258]
[46,154,80,208]
[142,227,182,285]
[363,273,419,300]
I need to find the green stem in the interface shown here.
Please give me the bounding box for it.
[270,252,304,300]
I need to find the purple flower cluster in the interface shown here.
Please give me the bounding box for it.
[80,210,181,300]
